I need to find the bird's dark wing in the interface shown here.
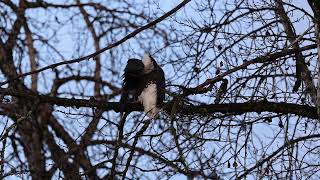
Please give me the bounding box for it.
[156,65,165,105]
[122,59,144,90]
[120,59,145,113]
[124,59,144,77]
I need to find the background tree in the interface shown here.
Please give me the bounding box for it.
[0,0,320,179]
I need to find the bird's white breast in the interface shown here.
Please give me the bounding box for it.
[138,83,159,118]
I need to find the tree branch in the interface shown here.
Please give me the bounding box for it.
[237,133,320,179]
[184,44,317,96]
[0,0,191,87]
[0,88,316,119]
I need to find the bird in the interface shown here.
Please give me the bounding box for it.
[120,54,165,118]
[214,79,228,104]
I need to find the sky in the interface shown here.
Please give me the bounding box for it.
[1,0,318,179]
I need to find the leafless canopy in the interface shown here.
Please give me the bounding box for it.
[0,0,320,179]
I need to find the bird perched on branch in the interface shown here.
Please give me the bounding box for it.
[214,79,228,104]
[120,54,165,118]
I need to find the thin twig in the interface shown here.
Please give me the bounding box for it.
[186,25,315,96]
[0,0,191,87]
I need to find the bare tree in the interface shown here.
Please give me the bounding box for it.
[0,0,320,179]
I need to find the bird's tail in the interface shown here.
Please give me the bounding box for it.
[120,90,128,115]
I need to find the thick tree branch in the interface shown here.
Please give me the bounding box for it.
[0,88,316,119]
[275,0,316,101]
[22,16,38,91]
[0,1,27,88]
[307,0,320,117]
[44,127,81,179]
[180,101,316,119]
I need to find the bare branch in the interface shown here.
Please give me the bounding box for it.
[0,0,191,87]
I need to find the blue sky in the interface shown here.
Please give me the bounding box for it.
[1,0,319,179]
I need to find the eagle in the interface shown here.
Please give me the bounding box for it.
[120,54,165,118]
